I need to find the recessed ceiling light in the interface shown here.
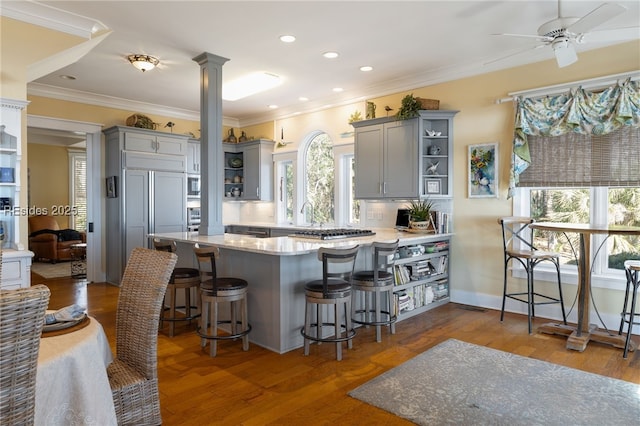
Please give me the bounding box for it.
[222,72,282,101]
[333,87,344,93]
[360,66,373,72]
[59,75,77,80]
[279,35,296,43]
[268,104,278,109]
[323,51,339,59]
[299,97,309,102]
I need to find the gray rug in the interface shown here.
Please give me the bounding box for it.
[349,338,640,425]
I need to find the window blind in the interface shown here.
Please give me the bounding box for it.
[69,153,87,230]
[518,125,640,187]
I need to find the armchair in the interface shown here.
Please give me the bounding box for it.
[28,216,85,263]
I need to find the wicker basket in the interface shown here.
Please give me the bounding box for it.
[126,114,156,130]
[417,98,440,110]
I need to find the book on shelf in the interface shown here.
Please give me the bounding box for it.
[430,210,450,234]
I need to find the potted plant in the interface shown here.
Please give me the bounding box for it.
[396,94,421,120]
[406,198,435,232]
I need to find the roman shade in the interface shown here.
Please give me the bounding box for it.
[509,79,640,195]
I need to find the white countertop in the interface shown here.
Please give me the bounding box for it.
[150,228,452,256]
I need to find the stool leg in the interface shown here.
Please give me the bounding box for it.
[241,296,249,351]
[526,260,533,334]
[388,288,396,335]
[303,301,311,356]
[619,274,632,335]
[200,297,209,348]
[374,291,382,342]
[623,282,638,359]
[231,300,238,336]
[169,285,177,337]
[345,298,353,350]
[317,305,323,345]
[210,299,218,357]
[185,288,191,323]
[335,303,342,361]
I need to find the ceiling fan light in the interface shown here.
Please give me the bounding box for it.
[552,38,578,68]
[127,54,159,72]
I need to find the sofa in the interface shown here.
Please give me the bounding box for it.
[28,216,85,263]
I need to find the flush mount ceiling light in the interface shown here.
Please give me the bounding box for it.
[222,72,282,101]
[279,35,296,43]
[127,54,159,72]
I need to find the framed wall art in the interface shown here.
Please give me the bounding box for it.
[468,143,498,198]
[425,178,441,195]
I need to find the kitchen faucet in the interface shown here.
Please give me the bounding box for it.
[300,200,315,226]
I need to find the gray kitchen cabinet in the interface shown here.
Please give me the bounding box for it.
[351,110,458,199]
[187,139,200,174]
[122,126,187,156]
[223,139,275,201]
[103,126,188,284]
[352,117,418,199]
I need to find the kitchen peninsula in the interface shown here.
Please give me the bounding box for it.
[150,228,451,354]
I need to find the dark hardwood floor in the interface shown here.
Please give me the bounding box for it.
[35,272,639,425]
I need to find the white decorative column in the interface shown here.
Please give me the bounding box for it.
[192,52,229,236]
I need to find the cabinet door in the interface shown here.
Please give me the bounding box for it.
[354,124,384,199]
[124,169,149,262]
[242,144,260,200]
[384,119,419,198]
[156,135,186,156]
[153,171,186,234]
[123,132,156,153]
[187,141,200,174]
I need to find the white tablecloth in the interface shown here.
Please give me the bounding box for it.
[36,317,117,425]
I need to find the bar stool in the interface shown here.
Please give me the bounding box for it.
[352,240,399,342]
[153,238,201,337]
[193,244,250,357]
[619,260,640,359]
[301,245,359,361]
[498,217,567,334]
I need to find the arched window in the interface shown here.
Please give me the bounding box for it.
[302,132,335,225]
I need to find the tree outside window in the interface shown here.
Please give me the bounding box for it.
[304,133,334,225]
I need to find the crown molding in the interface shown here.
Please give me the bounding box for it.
[0,0,107,38]
[28,82,235,127]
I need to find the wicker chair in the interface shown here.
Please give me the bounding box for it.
[0,285,51,425]
[107,247,177,426]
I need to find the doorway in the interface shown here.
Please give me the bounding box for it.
[27,115,103,282]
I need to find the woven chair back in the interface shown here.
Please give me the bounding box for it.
[0,285,50,424]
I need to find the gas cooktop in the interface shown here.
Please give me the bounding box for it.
[289,228,376,240]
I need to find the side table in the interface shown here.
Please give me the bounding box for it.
[70,243,87,279]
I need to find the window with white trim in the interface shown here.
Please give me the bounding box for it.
[68,150,87,230]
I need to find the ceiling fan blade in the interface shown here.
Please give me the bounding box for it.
[567,2,626,34]
[484,44,546,66]
[579,26,640,43]
[492,33,553,42]
[553,39,578,68]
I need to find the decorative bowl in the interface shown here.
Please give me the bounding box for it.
[228,157,243,168]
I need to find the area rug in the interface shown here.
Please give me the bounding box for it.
[349,338,640,425]
[31,261,72,279]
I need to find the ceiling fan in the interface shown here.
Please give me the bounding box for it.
[492,1,639,68]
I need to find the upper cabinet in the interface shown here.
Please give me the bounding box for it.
[122,127,188,156]
[187,139,201,174]
[223,139,275,201]
[352,110,458,199]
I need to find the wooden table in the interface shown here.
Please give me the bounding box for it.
[529,222,640,352]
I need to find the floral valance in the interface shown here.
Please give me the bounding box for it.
[509,78,640,197]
